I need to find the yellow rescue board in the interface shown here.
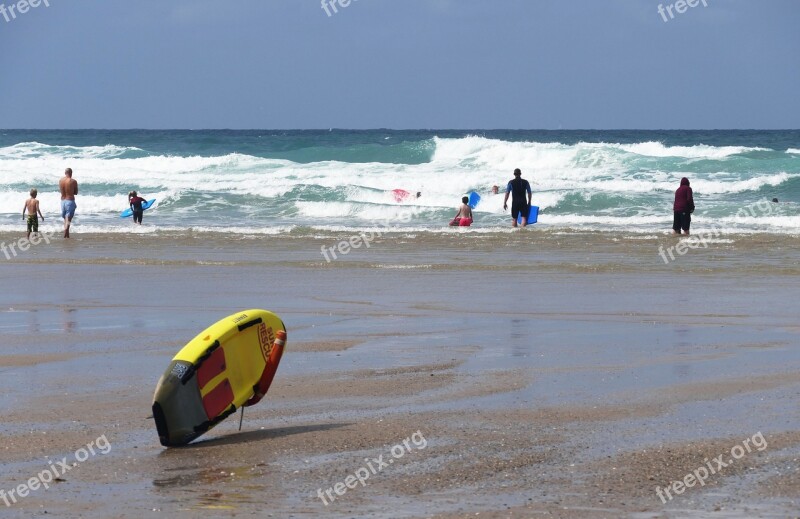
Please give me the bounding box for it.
[152,309,287,446]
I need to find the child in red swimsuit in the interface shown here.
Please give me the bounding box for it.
[449,196,473,227]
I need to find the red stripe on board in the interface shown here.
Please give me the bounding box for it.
[202,379,234,419]
[197,347,227,389]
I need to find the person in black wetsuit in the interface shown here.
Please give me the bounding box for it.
[128,190,146,225]
[503,168,532,227]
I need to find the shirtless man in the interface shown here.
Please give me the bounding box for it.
[59,168,78,238]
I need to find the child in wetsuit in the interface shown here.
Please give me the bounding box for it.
[129,191,146,225]
[449,196,474,227]
[22,188,44,239]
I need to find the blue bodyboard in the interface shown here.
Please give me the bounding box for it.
[467,192,481,209]
[516,205,539,225]
[121,199,156,218]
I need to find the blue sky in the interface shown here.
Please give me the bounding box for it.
[1,0,798,129]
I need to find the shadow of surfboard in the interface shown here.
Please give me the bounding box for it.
[163,422,353,450]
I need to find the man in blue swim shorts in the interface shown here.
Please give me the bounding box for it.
[59,168,78,238]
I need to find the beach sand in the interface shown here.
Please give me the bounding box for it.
[0,230,798,518]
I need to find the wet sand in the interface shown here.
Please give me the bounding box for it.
[0,231,798,518]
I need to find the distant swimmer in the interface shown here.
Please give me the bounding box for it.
[449,196,473,227]
[392,189,410,203]
[392,189,422,202]
[128,191,147,225]
[672,177,695,235]
[491,185,499,194]
[22,188,44,239]
[59,168,78,238]
[503,168,532,227]
[772,198,779,203]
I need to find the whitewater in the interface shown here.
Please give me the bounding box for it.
[0,130,798,236]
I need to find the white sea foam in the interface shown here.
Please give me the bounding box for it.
[1,137,797,234]
[0,190,175,216]
[0,140,790,202]
[617,141,766,159]
[0,142,139,160]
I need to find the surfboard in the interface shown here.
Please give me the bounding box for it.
[517,205,539,225]
[152,309,287,447]
[468,192,481,209]
[120,199,156,218]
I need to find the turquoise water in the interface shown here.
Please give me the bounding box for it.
[0,130,798,235]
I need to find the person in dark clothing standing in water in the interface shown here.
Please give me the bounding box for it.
[128,191,147,225]
[672,177,695,235]
[503,168,533,227]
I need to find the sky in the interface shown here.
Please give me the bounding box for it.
[0,0,798,129]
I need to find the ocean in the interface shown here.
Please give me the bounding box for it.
[1,129,798,236]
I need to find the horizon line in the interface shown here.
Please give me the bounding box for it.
[3,128,800,132]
